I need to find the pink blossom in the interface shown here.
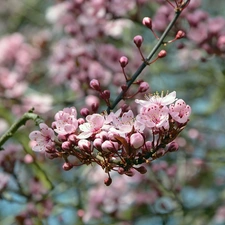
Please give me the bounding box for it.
[45,2,69,24]
[22,93,53,114]
[136,105,169,130]
[78,114,105,139]
[53,107,78,135]
[169,99,191,123]
[109,109,135,136]
[135,91,177,108]
[29,123,55,152]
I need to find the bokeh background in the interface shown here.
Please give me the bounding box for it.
[1,0,225,224]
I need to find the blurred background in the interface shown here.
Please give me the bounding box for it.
[1,0,225,224]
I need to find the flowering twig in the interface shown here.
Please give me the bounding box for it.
[0,108,44,150]
[107,1,188,113]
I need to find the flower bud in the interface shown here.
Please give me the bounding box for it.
[102,90,110,99]
[176,30,185,39]
[63,162,73,171]
[102,140,115,152]
[80,108,90,117]
[133,35,143,48]
[78,139,91,152]
[57,134,67,142]
[78,118,85,125]
[167,141,179,152]
[68,134,77,143]
[93,138,103,150]
[90,79,101,91]
[142,17,152,29]
[138,81,149,93]
[130,133,144,149]
[104,177,112,186]
[119,56,128,68]
[144,141,152,152]
[62,141,71,151]
[91,102,99,113]
[158,50,167,58]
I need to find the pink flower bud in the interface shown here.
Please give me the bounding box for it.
[63,162,73,171]
[68,134,77,143]
[90,79,101,91]
[102,90,110,99]
[142,17,152,29]
[130,133,144,149]
[102,140,115,152]
[158,50,167,58]
[78,140,91,152]
[104,177,112,186]
[133,35,143,48]
[138,81,149,93]
[62,141,71,151]
[167,141,179,152]
[80,108,90,117]
[91,102,99,113]
[176,30,185,39]
[119,56,128,68]
[93,138,103,150]
[144,141,152,151]
[57,134,67,142]
[78,118,85,125]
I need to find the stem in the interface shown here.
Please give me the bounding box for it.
[107,9,182,113]
[0,109,44,150]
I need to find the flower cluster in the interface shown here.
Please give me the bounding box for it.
[29,90,191,184]
[153,0,225,56]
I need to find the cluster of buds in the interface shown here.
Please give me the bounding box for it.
[29,89,191,185]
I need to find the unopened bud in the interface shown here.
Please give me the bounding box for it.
[144,141,152,151]
[104,177,112,186]
[78,139,91,152]
[138,82,149,93]
[176,30,185,39]
[167,141,179,152]
[119,56,128,68]
[63,162,73,171]
[130,133,144,149]
[62,141,71,151]
[90,79,101,91]
[158,50,167,58]
[142,17,152,29]
[91,102,99,112]
[93,138,103,150]
[102,140,114,152]
[80,108,90,117]
[133,35,143,48]
[102,90,110,100]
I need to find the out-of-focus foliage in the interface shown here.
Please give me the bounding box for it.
[1,0,225,225]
